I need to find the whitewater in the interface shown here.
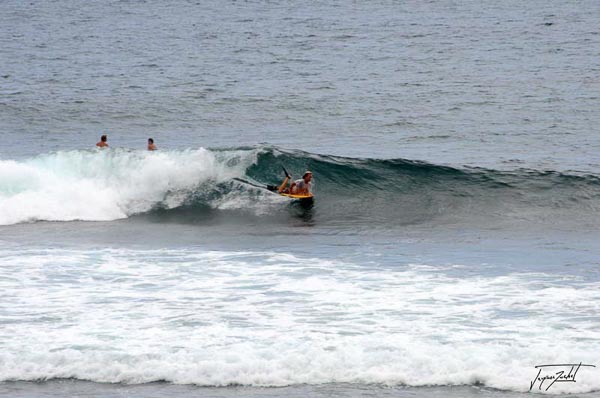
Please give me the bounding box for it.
[1,147,599,397]
[3,146,600,229]
[0,148,260,225]
[1,248,599,395]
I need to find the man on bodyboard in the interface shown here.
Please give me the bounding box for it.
[268,167,313,196]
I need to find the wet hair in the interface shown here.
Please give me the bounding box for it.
[101,135,107,142]
[303,171,313,178]
[148,138,154,144]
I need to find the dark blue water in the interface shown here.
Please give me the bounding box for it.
[2,0,600,169]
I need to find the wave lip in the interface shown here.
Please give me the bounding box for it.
[0,148,257,225]
[2,145,600,227]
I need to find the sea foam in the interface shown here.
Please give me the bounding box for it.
[0,148,257,225]
[0,248,598,394]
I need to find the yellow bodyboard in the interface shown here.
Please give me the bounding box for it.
[278,193,314,200]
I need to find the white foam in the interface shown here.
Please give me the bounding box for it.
[0,248,598,393]
[0,148,259,225]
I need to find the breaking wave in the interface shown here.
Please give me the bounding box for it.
[1,145,600,227]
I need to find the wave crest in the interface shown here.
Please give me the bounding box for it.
[2,145,600,226]
[0,148,257,225]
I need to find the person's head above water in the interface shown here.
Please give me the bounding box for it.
[96,134,108,147]
[303,171,313,182]
[147,138,156,151]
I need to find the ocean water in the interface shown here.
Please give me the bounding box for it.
[1,1,599,397]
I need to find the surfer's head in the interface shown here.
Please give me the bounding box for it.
[100,135,107,142]
[303,171,313,182]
